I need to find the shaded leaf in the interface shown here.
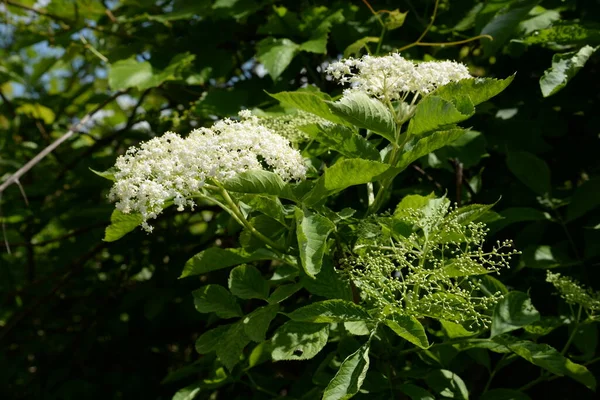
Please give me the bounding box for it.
[268,283,302,304]
[567,178,600,221]
[256,38,299,80]
[192,285,242,319]
[425,369,469,400]
[195,324,232,354]
[287,300,371,323]
[491,291,540,337]
[243,304,279,342]
[480,389,531,400]
[507,151,551,195]
[480,0,540,56]
[540,45,598,97]
[384,314,429,349]
[295,208,335,277]
[104,210,143,242]
[323,341,371,400]
[495,338,596,390]
[271,321,329,360]
[228,264,270,300]
[181,247,276,278]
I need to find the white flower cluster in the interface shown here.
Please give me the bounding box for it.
[109,111,307,231]
[326,53,472,101]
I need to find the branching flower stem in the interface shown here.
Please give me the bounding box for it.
[210,183,288,254]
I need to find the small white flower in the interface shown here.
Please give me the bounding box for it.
[109,111,306,231]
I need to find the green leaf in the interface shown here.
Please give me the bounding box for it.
[303,159,390,206]
[268,283,302,304]
[397,128,468,171]
[228,264,270,300]
[496,338,596,390]
[268,90,348,125]
[407,96,474,136]
[523,316,564,337]
[242,304,279,342]
[172,383,201,400]
[181,247,276,278]
[271,321,329,360]
[216,321,251,371]
[507,151,551,195]
[480,389,531,400]
[384,314,429,349]
[108,53,195,90]
[300,258,353,301]
[299,123,380,160]
[446,203,496,225]
[256,38,299,80]
[440,320,478,339]
[394,193,436,216]
[518,23,600,47]
[323,341,371,400]
[221,170,294,199]
[343,37,380,58]
[398,384,435,400]
[327,92,397,142]
[489,207,549,232]
[15,103,55,124]
[195,324,232,354]
[434,76,515,107]
[90,167,116,181]
[299,32,328,54]
[384,9,408,31]
[425,369,469,400]
[491,291,540,337]
[104,210,143,242]
[287,300,371,323]
[192,284,242,319]
[567,178,600,221]
[480,0,540,56]
[540,46,598,97]
[295,208,335,277]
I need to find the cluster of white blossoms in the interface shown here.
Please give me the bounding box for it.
[109,111,307,232]
[326,53,472,101]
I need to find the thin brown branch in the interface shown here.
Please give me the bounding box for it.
[412,164,443,191]
[58,88,152,179]
[0,90,127,195]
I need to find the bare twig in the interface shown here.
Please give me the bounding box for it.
[412,164,443,191]
[58,88,151,179]
[0,90,126,195]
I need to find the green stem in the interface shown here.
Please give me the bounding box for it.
[561,305,583,356]
[396,338,489,356]
[482,354,507,393]
[214,184,288,253]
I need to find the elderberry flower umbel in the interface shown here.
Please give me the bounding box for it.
[109,111,307,232]
[326,53,472,102]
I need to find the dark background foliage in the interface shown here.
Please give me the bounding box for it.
[1,0,599,399]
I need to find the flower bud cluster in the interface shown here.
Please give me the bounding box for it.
[109,111,306,231]
[546,271,600,316]
[326,53,472,102]
[258,110,329,144]
[344,200,518,328]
